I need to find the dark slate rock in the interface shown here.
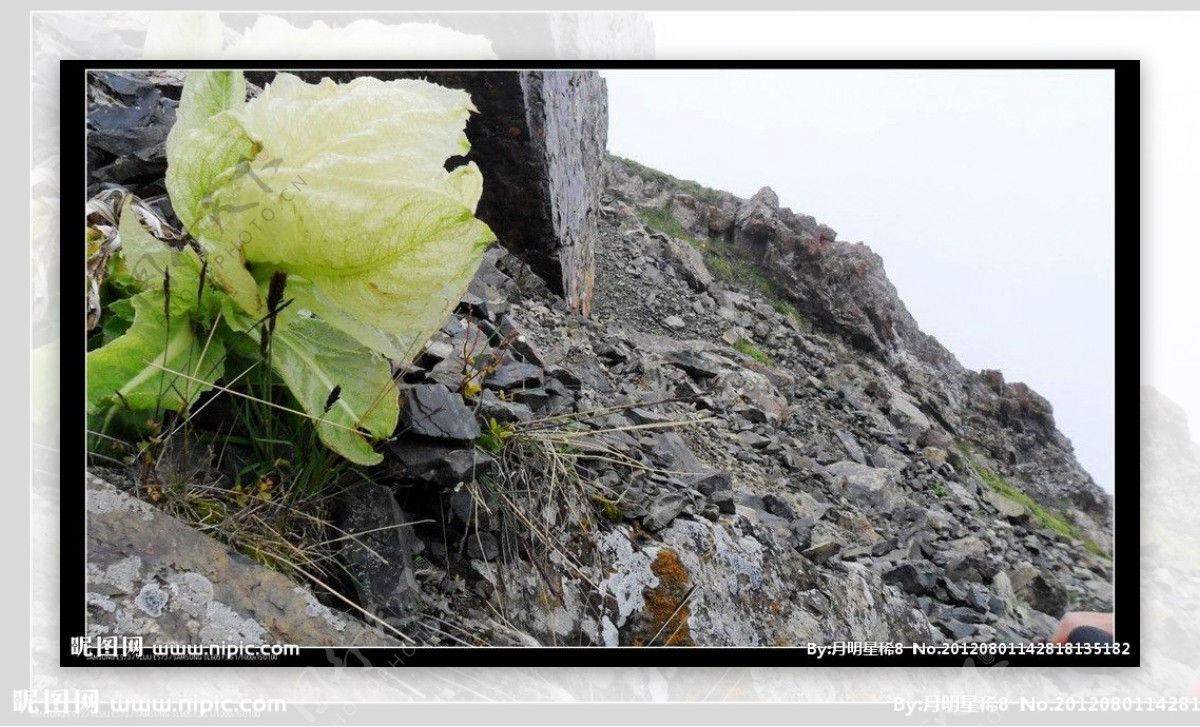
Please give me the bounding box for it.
[511,388,552,412]
[762,494,797,521]
[944,552,1003,584]
[790,517,816,551]
[1011,568,1069,618]
[643,491,690,531]
[938,619,977,640]
[650,432,704,473]
[988,595,1008,616]
[835,429,866,465]
[736,430,771,450]
[664,350,724,379]
[388,439,494,486]
[625,407,673,426]
[467,532,501,561]
[883,561,941,595]
[564,356,612,393]
[944,606,986,624]
[484,362,545,391]
[943,577,970,604]
[334,481,421,621]
[686,470,732,496]
[477,389,535,423]
[546,365,583,390]
[707,490,736,515]
[401,384,480,441]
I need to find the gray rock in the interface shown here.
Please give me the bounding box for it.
[707,491,736,515]
[401,384,481,441]
[511,387,552,412]
[1009,565,1069,618]
[664,350,726,379]
[650,432,704,473]
[485,362,545,391]
[663,315,686,330]
[883,561,941,595]
[983,490,1029,522]
[335,481,421,621]
[467,532,501,561]
[388,439,494,486]
[762,494,798,521]
[643,491,690,531]
[711,369,789,424]
[85,473,397,646]
[790,518,816,551]
[736,430,771,450]
[886,386,933,441]
[476,389,535,423]
[660,236,714,292]
[686,470,732,496]
[825,461,902,511]
[836,429,866,465]
[802,540,841,564]
[938,619,976,640]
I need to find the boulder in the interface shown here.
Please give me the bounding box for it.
[982,490,1029,521]
[883,561,941,595]
[825,461,903,512]
[334,481,421,621]
[661,236,714,291]
[1009,566,1069,618]
[400,384,480,441]
[85,473,397,646]
[388,440,494,486]
[484,362,545,391]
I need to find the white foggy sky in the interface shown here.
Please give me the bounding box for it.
[601,69,1115,493]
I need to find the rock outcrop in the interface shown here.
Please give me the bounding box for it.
[606,157,1111,542]
[86,472,398,646]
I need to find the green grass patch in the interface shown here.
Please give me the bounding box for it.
[732,338,774,366]
[613,155,727,206]
[636,203,703,250]
[957,442,1109,559]
[771,299,806,328]
[930,481,948,498]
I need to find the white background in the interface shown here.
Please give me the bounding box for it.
[11,7,1187,725]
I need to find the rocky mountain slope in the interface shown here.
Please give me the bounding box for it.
[359,157,1113,646]
[84,70,1113,648]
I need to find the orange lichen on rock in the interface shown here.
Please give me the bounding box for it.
[641,549,694,646]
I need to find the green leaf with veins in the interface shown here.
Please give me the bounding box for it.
[166,109,264,317]
[86,290,225,417]
[166,71,494,360]
[264,308,398,465]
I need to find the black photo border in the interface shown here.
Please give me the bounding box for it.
[61,58,1139,667]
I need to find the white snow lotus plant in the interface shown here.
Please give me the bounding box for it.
[87,71,496,464]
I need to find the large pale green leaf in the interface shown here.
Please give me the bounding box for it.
[265,310,399,465]
[172,70,245,139]
[86,291,225,416]
[166,88,264,317]
[171,71,495,360]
